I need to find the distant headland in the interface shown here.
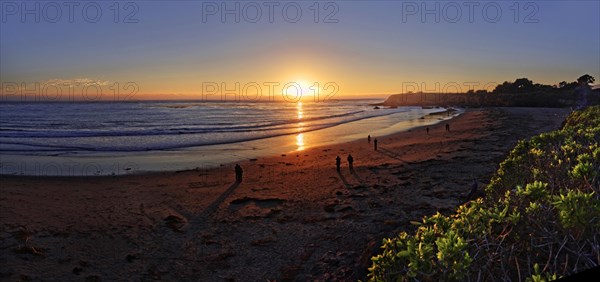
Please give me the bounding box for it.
[379,75,599,108]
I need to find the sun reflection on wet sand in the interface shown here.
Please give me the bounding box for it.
[296,133,305,151]
[296,102,306,151]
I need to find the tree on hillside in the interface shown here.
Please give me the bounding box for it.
[493,81,514,93]
[534,83,555,92]
[493,78,537,93]
[558,81,578,90]
[513,78,534,92]
[554,75,595,93]
[577,74,595,85]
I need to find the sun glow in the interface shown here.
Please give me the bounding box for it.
[298,81,314,101]
[282,80,315,102]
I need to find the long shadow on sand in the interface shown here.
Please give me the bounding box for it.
[350,170,365,186]
[376,147,408,162]
[200,181,240,218]
[337,170,351,188]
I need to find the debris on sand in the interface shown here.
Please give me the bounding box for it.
[163,215,187,232]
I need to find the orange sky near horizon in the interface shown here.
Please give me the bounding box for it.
[1,2,598,101]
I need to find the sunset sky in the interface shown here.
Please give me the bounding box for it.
[1,1,599,100]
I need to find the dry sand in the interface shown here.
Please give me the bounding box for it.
[0,107,570,281]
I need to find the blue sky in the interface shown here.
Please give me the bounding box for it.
[1,0,599,98]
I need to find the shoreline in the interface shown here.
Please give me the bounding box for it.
[0,110,457,181]
[0,107,458,177]
[0,107,570,280]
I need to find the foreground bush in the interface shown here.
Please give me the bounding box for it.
[369,106,600,281]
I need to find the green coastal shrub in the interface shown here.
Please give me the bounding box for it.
[368,106,600,281]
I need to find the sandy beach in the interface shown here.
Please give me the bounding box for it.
[0,107,570,281]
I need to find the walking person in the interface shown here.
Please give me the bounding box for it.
[445,123,450,132]
[368,135,371,143]
[335,156,341,172]
[234,164,243,182]
[426,127,430,134]
[347,154,354,172]
[374,138,378,151]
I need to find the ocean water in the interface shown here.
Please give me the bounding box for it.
[0,100,455,175]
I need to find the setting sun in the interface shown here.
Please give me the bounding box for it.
[280,80,319,102]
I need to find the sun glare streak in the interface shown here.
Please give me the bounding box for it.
[297,102,303,119]
[296,101,305,150]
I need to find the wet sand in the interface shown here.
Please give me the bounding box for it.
[0,107,570,281]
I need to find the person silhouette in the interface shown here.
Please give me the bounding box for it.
[347,154,354,171]
[374,138,378,151]
[426,127,430,134]
[368,135,371,143]
[335,156,341,172]
[466,179,481,202]
[234,164,243,182]
[445,123,450,132]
